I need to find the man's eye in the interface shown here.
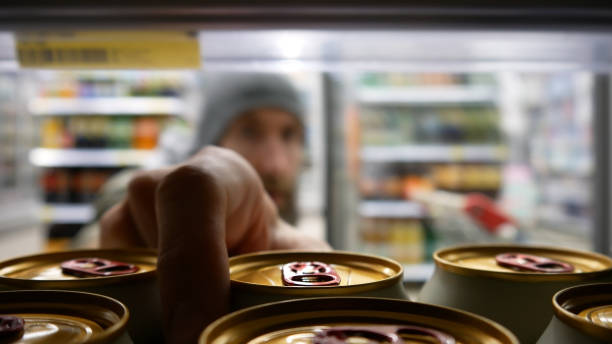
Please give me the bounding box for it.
[282,128,297,142]
[241,127,259,140]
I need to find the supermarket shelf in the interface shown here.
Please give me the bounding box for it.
[357,85,497,104]
[29,97,184,115]
[403,263,435,283]
[359,200,426,218]
[30,148,155,167]
[40,203,94,224]
[360,145,506,163]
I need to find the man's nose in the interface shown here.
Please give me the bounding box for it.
[258,137,290,176]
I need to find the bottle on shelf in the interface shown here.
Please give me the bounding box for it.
[40,118,63,148]
[41,169,58,202]
[55,169,70,203]
[38,115,168,150]
[41,168,117,205]
[133,117,160,149]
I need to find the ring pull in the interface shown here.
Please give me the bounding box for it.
[0,315,24,339]
[61,257,139,277]
[495,253,574,273]
[281,261,341,286]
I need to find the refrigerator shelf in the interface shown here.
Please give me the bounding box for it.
[357,85,497,104]
[39,203,94,224]
[359,200,426,218]
[29,97,184,116]
[360,144,507,163]
[29,148,155,167]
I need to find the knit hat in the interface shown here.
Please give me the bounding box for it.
[189,72,305,155]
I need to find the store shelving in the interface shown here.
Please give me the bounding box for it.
[29,97,184,116]
[343,72,506,266]
[39,203,94,224]
[359,200,425,218]
[360,144,507,163]
[30,148,155,167]
[27,71,190,232]
[357,85,497,104]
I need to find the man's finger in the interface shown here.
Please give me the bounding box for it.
[126,169,169,248]
[99,200,146,248]
[187,146,272,254]
[156,164,230,343]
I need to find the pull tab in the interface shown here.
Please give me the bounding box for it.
[495,253,574,273]
[0,315,24,339]
[281,261,341,286]
[61,257,139,277]
[314,325,456,344]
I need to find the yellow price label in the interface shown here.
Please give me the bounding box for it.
[16,31,201,69]
[449,146,464,161]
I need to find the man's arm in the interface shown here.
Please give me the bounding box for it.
[99,146,329,342]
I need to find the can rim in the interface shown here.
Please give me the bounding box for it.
[0,248,157,288]
[199,296,519,344]
[551,282,612,342]
[0,289,129,344]
[229,250,403,294]
[433,244,612,282]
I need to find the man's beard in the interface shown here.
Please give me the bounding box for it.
[278,194,298,225]
[262,177,298,225]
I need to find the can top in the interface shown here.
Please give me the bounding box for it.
[199,297,519,344]
[229,250,403,294]
[578,306,612,329]
[553,283,612,342]
[0,248,157,288]
[0,290,128,344]
[434,244,612,281]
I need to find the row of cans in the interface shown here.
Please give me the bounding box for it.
[0,245,611,343]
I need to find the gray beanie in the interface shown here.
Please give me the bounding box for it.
[190,72,305,155]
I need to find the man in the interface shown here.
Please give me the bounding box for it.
[190,73,305,225]
[99,73,329,342]
[89,72,307,233]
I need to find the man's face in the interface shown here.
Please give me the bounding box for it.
[219,108,304,222]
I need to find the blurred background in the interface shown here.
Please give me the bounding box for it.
[0,19,611,282]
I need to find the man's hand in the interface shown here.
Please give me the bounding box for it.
[99,146,329,343]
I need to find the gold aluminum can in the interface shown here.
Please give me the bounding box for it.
[199,297,519,344]
[0,249,160,344]
[229,250,406,310]
[419,244,612,343]
[0,289,131,344]
[538,283,612,344]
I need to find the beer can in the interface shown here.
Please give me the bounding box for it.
[199,297,519,344]
[538,283,612,344]
[418,244,612,343]
[0,289,131,344]
[229,250,407,310]
[0,249,161,344]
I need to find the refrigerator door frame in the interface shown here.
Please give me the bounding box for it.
[2,2,612,30]
[593,74,611,255]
